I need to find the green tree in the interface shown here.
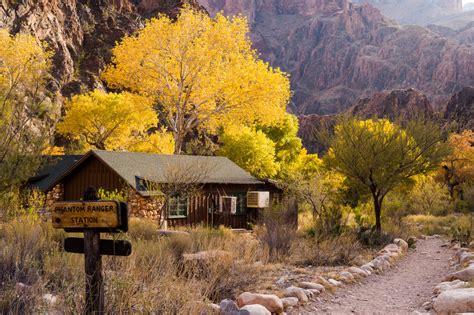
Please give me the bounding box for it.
[325,118,448,232]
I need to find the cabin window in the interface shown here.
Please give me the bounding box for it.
[232,192,247,215]
[168,195,188,218]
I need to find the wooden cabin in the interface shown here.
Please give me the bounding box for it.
[29,150,282,229]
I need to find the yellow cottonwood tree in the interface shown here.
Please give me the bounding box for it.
[0,29,57,191]
[57,89,161,151]
[103,7,290,154]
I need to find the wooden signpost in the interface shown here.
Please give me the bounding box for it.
[52,190,131,314]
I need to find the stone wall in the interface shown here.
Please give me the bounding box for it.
[45,184,64,207]
[127,188,164,220]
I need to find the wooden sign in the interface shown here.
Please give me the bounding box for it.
[52,201,120,229]
[64,238,132,256]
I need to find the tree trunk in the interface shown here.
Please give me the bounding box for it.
[373,195,382,232]
[173,132,184,155]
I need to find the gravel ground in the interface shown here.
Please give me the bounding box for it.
[293,238,454,315]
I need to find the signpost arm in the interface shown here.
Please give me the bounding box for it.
[83,188,104,314]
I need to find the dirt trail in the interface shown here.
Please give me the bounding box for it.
[295,238,454,315]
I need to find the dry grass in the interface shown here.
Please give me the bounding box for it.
[404,214,472,243]
[0,216,264,314]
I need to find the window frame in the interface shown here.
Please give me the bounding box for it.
[168,195,188,218]
[231,192,247,215]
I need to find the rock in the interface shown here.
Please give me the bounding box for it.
[348,267,370,278]
[282,287,309,303]
[459,253,474,265]
[407,236,418,247]
[281,297,299,308]
[393,238,409,252]
[384,244,401,253]
[339,271,355,282]
[42,293,57,305]
[444,266,474,282]
[306,289,321,297]
[157,230,190,237]
[360,264,374,273]
[220,299,239,313]
[239,304,271,315]
[275,277,287,287]
[434,280,470,293]
[183,250,232,263]
[298,282,325,292]
[312,276,332,288]
[328,279,342,287]
[236,292,283,313]
[433,288,474,314]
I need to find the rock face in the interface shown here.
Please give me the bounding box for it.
[297,88,439,153]
[444,86,474,131]
[348,89,435,120]
[351,0,471,28]
[199,0,474,115]
[0,0,203,97]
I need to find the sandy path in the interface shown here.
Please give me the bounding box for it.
[294,238,454,315]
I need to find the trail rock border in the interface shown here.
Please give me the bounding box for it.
[211,238,417,314]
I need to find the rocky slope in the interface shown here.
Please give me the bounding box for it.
[444,86,474,131]
[350,0,472,28]
[199,0,474,115]
[0,0,202,97]
[298,87,473,153]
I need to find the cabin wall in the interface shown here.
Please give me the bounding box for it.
[63,157,124,200]
[167,183,282,229]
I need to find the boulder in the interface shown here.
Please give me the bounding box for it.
[236,292,283,313]
[459,253,474,265]
[220,299,239,313]
[281,297,299,308]
[298,282,325,292]
[407,236,417,247]
[393,238,409,252]
[282,287,309,303]
[339,271,355,282]
[328,279,342,287]
[312,276,332,288]
[239,304,271,315]
[348,267,370,278]
[433,288,474,314]
[360,264,374,273]
[384,244,400,253]
[434,280,470,293]
[444,266,474,282]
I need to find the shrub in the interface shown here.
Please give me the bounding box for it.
[291,233,369,266]
[256,203,297,262]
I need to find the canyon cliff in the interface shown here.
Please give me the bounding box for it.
[0,0,202,97]
[200,0,474,114]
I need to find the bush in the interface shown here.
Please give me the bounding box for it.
[256,203,297,262]
[291,233,369,266]
[404,214,472,244]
